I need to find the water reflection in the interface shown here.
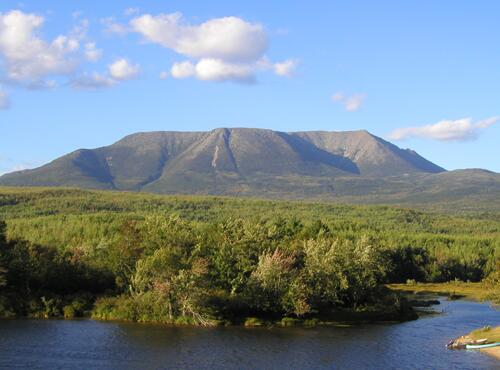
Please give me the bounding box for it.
[0,299,498,369]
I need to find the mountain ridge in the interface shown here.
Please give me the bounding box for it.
[1,128,498,206]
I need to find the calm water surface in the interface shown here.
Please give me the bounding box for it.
[0,299,499,369]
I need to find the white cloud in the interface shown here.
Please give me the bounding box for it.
[331,92,366,112]
[195,58,255,83]
[159,71,169,80]
[170,61,195,79]
[273,58,298,77]
[84,42,102,62]
[124,8,140,16]
[388,117,499,142]
[344,94,366,112]
[70,72,116,90]
[70,59,139,90]
[170,59,255,83]
[0,87,9,110]
[127,12,293,83]
[108,58,139,80]
[0,10,113,105]
[130,13,267,62]
[0,10,80,86]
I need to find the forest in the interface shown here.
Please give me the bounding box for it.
[0,187,498,325]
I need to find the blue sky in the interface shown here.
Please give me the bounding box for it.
[0,0,499,174]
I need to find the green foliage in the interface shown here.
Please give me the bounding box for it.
[63,305,76,319]
[129,247,212,325]
[40,296,62,318]
[302,236,388,309]
[484,261,500,303]
[92,295,138,321]
[244,317,265,327]
[0,218,114,318]
[0,187,498,324]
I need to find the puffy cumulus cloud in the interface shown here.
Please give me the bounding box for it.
[388,117,499,142]
[331,92,366,112]
[195,58,255,83]
[130,13,267,62]
[0,9,132,106]
[0,9,105,95]
[170,61,195,79]
[273,59,298,77]
[71,58,140,90]
[108,58,139,80]
[0,87,9,110]
[0,10,80,86]
[127,12,295,83]
[170,59,254,83]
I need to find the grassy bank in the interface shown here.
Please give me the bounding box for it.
[454,326,500,360]
[388,282,499,305]
[468,326,500,342]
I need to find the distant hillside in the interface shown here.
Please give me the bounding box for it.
[1,128,498,209]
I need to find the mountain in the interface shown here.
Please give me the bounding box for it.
[1,128,498,207]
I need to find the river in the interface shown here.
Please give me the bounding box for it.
[0,298,498,369]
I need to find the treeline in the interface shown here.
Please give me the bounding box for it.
[0,221,114,318]
[1,214,498,324]
[1,217,414,324]
[0,187,499,324]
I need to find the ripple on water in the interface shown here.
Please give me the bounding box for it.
[0,299,498,369]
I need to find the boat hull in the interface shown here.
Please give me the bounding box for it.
[466,342,500,349]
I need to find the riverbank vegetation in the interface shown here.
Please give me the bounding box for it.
[0,187,498,324]
[389,277,500,305]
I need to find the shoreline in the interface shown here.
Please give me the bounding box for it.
[2,305,420,328]
[481,347,500,360]
[448,326,500,361]
[91,307,419,328]
[388,282,499,306]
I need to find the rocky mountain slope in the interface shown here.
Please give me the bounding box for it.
[1,128,498,206]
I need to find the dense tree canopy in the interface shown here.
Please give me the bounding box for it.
[0,188,498,324]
